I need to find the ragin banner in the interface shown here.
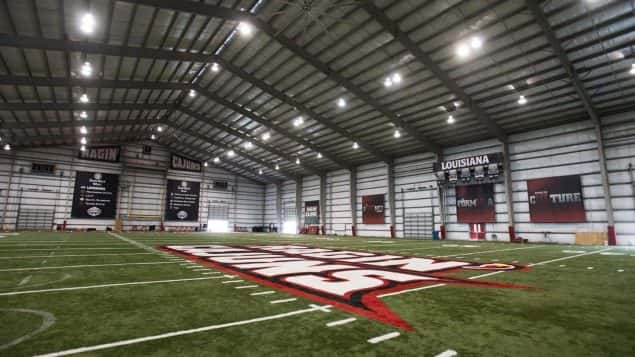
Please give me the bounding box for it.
[455,184,496,223]
[71,171,119,219]
[304,200,320,225]
[433,152,503,172]
[171,154,202,172]
[362,194,385,224]
[78,145,121,163]
[527,175,586,223]
[165,179,200,222]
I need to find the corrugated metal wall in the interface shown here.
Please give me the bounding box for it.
[0,141,265,231]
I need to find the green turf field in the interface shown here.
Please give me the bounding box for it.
[0,231,633,356]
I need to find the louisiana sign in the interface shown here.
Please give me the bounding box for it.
[160,245,531,330]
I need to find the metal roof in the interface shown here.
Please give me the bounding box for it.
[1,0,634,184]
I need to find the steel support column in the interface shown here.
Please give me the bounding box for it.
[295,178,302,234]
[320,173,327,235]
[503,141,516,242]
[350,167,357,237]
[387,161,397,238]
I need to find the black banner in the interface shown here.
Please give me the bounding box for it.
[171,154,202,172]
[165,179,200,221]
[455,184,496,223]
[71,171,119,219]
[304,200,320,225]
[527,175,585,223]
[434,152,503,172]
[362,194,385,224]
[78,146,121,163]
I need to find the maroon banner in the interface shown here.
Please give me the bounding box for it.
[304,200,320,225]
[362,194,385,224]
[455,184,496,223]
[527,175,585,223]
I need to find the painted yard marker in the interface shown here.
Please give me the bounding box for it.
[439,245,542,258]
[221,280,244,284]
[250,291,275,296]
[0,248,141,252]
[270,298,297,304]
[0,253,154,260]
[434,350,458,357]
[17,275,33,286]
[600,252,625,256]
[617,269,624,273]
[562,250,586,254]
[34,305,331,357]
[559,265,566,267]
[0,261,175,272]
[326,318,356,327]
[0,277,216,297]
[367,332,400,344]
[587,267,594,270]
[235,285,258,289]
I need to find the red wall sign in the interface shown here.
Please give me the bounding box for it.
[362,194,385,224]
[527,175,586,223]
[455,184,496,223]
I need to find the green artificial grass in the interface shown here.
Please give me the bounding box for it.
[0,231,633,356]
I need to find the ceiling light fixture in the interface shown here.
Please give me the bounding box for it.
[79,13,96,34]
[470,36,483,49]
[456,43,470,58]
[204,162,208,167]
[188,89,196,98]
[258,169,263,175]
[227,150,235,158]
[394,130,401,138]
[391,73,402,84]
[157,126,163,132]
[337,98,347,108]
[213,157,220,163]
[79,93,89,103]
[244,141,253,149]
[80,145,86,152]
[151,134,156,140]
[80,137,87,145]
[383,77,393,88]
[3,144,10,151]
[275,164,280,170]
[80,126,87,135]
[293,116,304,127]
[317,153,322,159]
[237,22,253,36]
[352,142,359,149]
[79,111,88,119]
[630,64,635,75]
[295,158,300,165]
[261,132,270,141]
[447,115,455,124]
[518,95,527,105]
[80,62,92,77]
[211,63,220,72]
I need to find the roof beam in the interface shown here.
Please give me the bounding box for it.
[11,130,150,148]
[179,107,323,176]
[0,102,174,111]
[1,118,161,130]
[0,35,388,163]
[525,0,614,229]
[121,0,441,155]
[361,2,507,142]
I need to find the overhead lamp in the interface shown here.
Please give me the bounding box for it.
[213,157,220,163]
[275,164,280,170]
[518,95,527,105]
[80,126,87,135]
[188,89,196,98]
[151,134,156,140]
[237,22,253,36]
[258,169,263,175]
[317,153,323,159]
[204,162,208,167]
[391,73,402,84]
[3,144,10,151]
[157,126,163,132]
[352,142,359,149]
[394,130,401,138]
[470,36,483,49]
[261,132,270,141]
[337,98,347,108]
[211,63,220,72]
[295,158,300,165]
[80,62,92,77]
[80,145,86,152]
[383,77,393,88]
[80,137,87,145]
[79,13,96,34]
[227,150,235,158]
[79,93,89,103]
[447,115,455,124]
[456,43,470,58]
[244,141,253,149]
[630,64,635,75]
[293,116,304,127]
[79,111,88,119]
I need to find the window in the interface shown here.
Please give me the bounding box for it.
[31,163,55,176]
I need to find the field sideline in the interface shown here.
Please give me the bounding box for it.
[1,231,634,356]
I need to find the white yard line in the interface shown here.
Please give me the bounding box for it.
[34,304,331,357]
[270,298,297,304]
[367,332,400,344]
[438,245,542,258]
[0,253,154,259]
[0,261,174,272]
[326,317,356,327]
[250,291,275,296]
[234,285,258,289]
[221,280,244,284]
[107,232,160,254]
[0,277,216,296]
[378,247,612,298]
[434,350,458,357]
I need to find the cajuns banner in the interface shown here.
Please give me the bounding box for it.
[165,179,201,222]
[455,184,496,223]
[71,171,119,219]
[170,153,202,173]
[527,175,586,223]
[362,194,385,224]
[304,200,320,225]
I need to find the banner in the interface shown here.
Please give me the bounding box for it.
[165,179,200,222]
[455,184,496,223]
[78,145,120,163]
[170,154,202,172]
[304,200,320,225]
[71,171,119,219]
[527,175,585,222]
[362,194,385,224]
[434,152,503,172]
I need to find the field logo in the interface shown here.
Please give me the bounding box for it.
[160,245,531,330]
